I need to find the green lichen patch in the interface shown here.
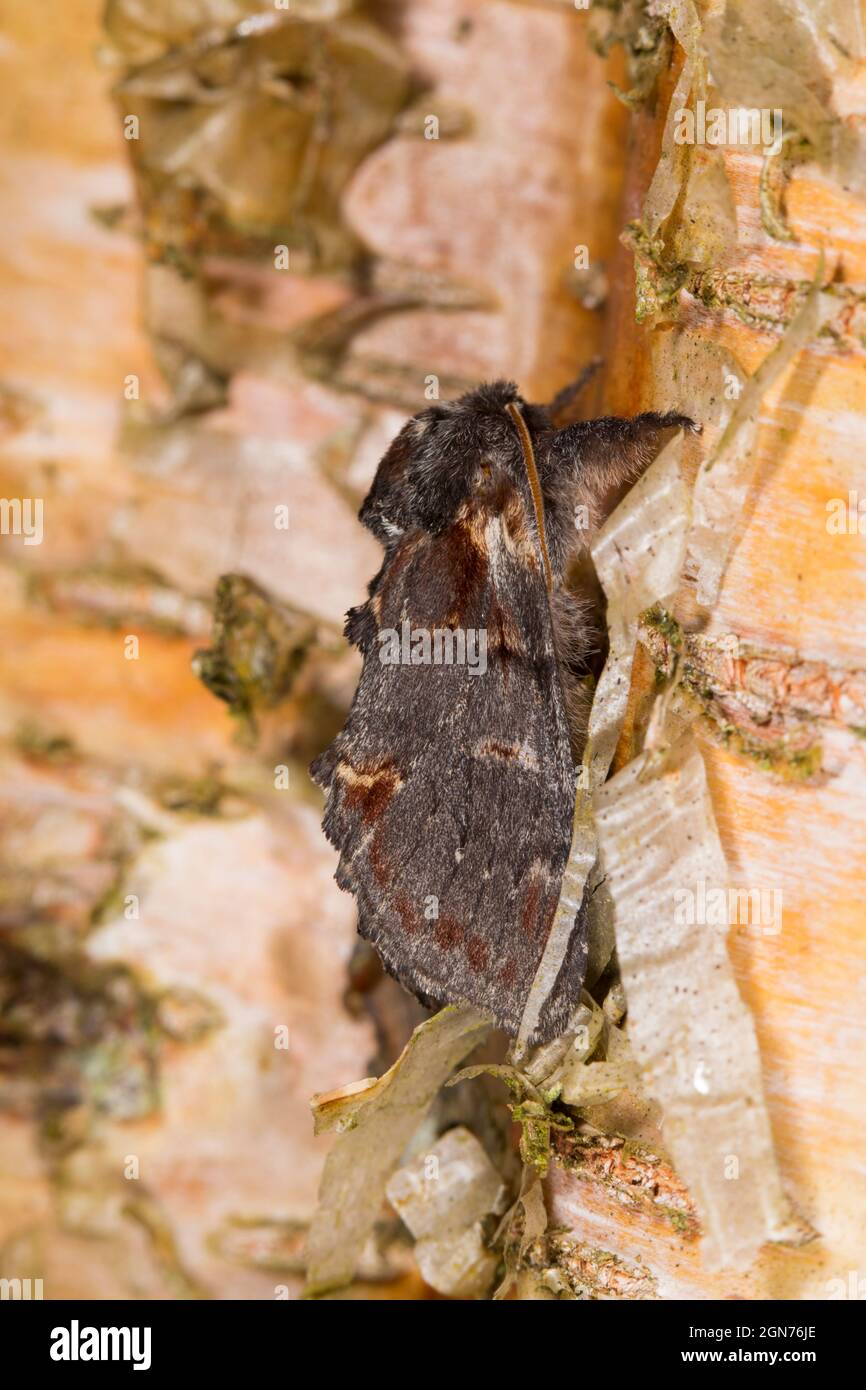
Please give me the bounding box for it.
[552,1130,699,1235]
[192,574,318,736]
[622,220,689,324]
[523,1231,657,1299]
[0,946,161,1148]
[13,722,77,766]
[717,726,824,783]
[637,619,830,782]
[449,1063,573,1178]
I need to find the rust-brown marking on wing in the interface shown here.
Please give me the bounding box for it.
[498,956,518,990]
[394,890,419,935]
[442,517,489,627]
[434,914,465,951]
[474,738,540,771]
[476,739,519,760]
[337,758,404,826]
[465,934,490,973]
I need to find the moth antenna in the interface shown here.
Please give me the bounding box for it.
[506,400,554,592]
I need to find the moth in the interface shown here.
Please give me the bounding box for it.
[312,378,694,1043]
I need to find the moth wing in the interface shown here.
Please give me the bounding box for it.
[312,488,587,1042]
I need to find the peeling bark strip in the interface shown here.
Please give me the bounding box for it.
[305,1005,490,1296]
[594,739,809,1269]
[515,436,691,1054]
[685,271,821,608]
[106,5,412,273]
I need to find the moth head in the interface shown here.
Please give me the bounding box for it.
[360,380,551,543]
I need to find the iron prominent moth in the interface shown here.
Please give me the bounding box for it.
[312,378,694,1043]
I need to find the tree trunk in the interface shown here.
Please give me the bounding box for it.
[1,0,864,1302]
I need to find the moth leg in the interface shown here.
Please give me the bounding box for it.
[547,358,603,427]
[550,411,699,537]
